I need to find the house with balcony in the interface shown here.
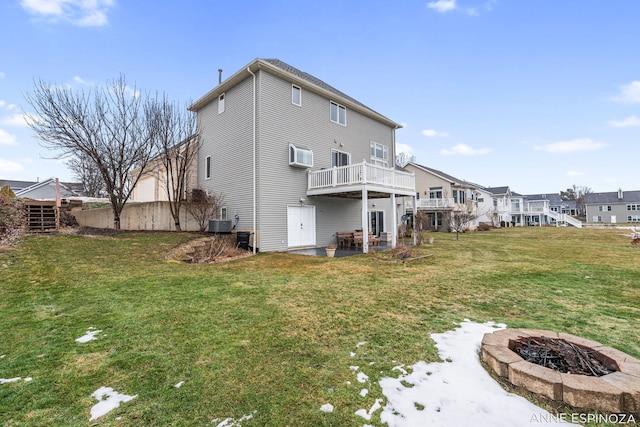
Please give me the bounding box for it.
[480,187,582,228]
[189,58,415,253]
[402,163,480,231]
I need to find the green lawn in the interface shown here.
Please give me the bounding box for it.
[0,227,638,426]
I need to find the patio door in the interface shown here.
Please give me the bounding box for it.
[287,205,316,248]
[370,211,384,236]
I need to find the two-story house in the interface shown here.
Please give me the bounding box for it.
[402,162,480,231]
[585,189,640,224]
[189,58,415,253]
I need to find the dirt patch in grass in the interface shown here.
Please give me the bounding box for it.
[166,235,254,263]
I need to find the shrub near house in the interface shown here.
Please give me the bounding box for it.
[0,186,25,244]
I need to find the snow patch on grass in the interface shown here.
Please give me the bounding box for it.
[76,327,103,343]
[89,386,137,421]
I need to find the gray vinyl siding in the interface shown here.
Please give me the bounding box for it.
[197,77,256,233]
[256,71,395,251]
[197,68,397,252]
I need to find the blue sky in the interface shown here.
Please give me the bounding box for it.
[1,0,639,194]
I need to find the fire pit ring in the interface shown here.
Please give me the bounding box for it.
[481,328,640,415]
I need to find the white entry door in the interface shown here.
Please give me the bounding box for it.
[611,215,617,224]
[287,205,316,247]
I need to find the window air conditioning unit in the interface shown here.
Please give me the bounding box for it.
[208,219,232,234]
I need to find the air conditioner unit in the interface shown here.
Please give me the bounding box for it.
[208,219,232,234]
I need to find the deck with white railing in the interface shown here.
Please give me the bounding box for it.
[307,161,415,196]
[405,198,456,210]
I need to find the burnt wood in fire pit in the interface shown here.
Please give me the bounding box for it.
[510,336,614,377]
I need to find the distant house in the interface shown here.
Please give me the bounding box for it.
[402,162,481,231]
[189,58,415,252]
[130,141,198,203]
[14,178,83,200]
[585,189,640,224]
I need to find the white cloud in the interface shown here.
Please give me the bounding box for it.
[0,158,24,173]
[0,129,18,145]
[1,114,28,127]
[422,129,449,138]
[73,75,90,85]
[440,143,492,156]
[613,81,640,103]
[534,138,606,153]
[607,115,640,128]
[566,170,584,177]
[20,0,114,27]
[427,0,456,13]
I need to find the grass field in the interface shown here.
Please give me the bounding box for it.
[0,227,638,426]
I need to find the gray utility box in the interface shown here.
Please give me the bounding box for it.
[208,219,232,234]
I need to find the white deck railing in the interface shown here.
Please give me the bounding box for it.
[307,161,415,192]
[405,198,456,210]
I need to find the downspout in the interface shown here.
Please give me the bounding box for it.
[247,66,257,254]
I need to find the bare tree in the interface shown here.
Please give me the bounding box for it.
[67,153,106,197]
[396,152,416,167]
[147,95,201,231]
[560,185,592,216]
[449,202,478,240]
[25,76,159,229]
[186,189,225,232]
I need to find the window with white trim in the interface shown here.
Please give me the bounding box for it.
[593,215,602,222]
[218,93,225,114]
[205,156,211,179]
[292,84,301,106]
[330,101,346,125]
[369,141,389,167]
[599,205,611,212]
[331,149,350,167]
[289,144,313,168]
[627,204,639,211]
[628,215,640,222]
[429,187,443,199]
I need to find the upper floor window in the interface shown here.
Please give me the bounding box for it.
[429,187,443,199]
[205,156,211,179]
[218,93,225,114]
[370,141,389,167]
[330,101,346,125]
[289,144,313,168]
[627,204,639,211]
[292,85,301,106]
[599,205,611,212]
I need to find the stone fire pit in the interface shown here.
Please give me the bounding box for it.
[481,328,640,415]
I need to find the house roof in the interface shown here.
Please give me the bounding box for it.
[15,178,83,199]
[482,186,510,196]
[585,190,640,204]
[189,58,401,128]
[0,179,38,192]
[407,162,479,188]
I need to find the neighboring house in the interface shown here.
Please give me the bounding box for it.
[130,142,198,203]
[14,178,82,200]
[585,189,640,224]
[189,58,415,253]
[480,187,582,228]
[402,162,481,231]
[0,179,38,193]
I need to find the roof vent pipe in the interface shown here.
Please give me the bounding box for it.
[218,69,223,85]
